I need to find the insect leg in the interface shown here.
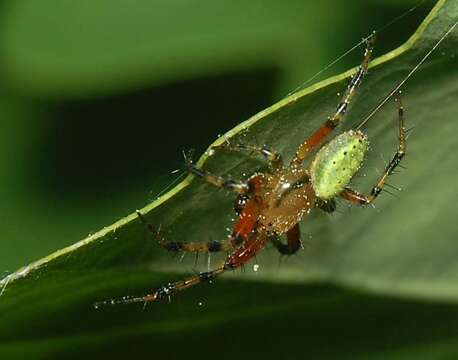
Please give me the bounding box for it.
[340,95,406,205]
[136,210,243,253]
[291,34,375,167]
[270,224,302,255]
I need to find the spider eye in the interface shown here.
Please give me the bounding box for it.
[234,194,249,215]
[293,181,304,189]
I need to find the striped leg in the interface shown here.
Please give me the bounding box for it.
[185,161,249,194]
[214,141,283,170]
[291,34,375,167]
[136,210,242,253]
[94,233,267,307]
[340,95,406,205]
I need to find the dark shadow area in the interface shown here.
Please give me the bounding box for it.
[363,0,435,54]
[30,67,279,202]
[2,274,458,360]
[323,0,435,76]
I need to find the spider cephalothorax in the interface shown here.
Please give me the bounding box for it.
[95,34,407,307]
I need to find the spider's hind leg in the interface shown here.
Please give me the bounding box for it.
[340,95,407,205]
[136,210,242,254]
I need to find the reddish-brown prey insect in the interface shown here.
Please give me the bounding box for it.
[94,34,407,307]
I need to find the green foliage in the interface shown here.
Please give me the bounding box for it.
[1,0,458,358]
[0,0,342,98]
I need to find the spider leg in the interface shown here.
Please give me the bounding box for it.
[94,172,267,308]
[136,210,243,253]
[340,95,406,205]
[185,160,249,194]
[94,233,267,307]
[270,223,302,255]
[213,141,283,170]
[291,34,375,167]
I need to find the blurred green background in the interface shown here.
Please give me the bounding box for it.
[0,0,434,273]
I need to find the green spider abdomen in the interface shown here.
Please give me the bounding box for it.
[309,130,369,200]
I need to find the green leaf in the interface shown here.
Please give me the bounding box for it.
[4,281,458,359]
[1,0,458,357]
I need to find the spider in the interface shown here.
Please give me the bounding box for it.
[96,34,407,307]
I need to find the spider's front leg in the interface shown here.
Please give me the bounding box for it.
[291,34,375,167]
[94,232,267,308]
[341,96,407,205]
[212,141,283,171]
[153,231,267,303]
[135,174,266,257]
[136,210,243,254]
[185,157,249,194]
[94,177,267,308]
